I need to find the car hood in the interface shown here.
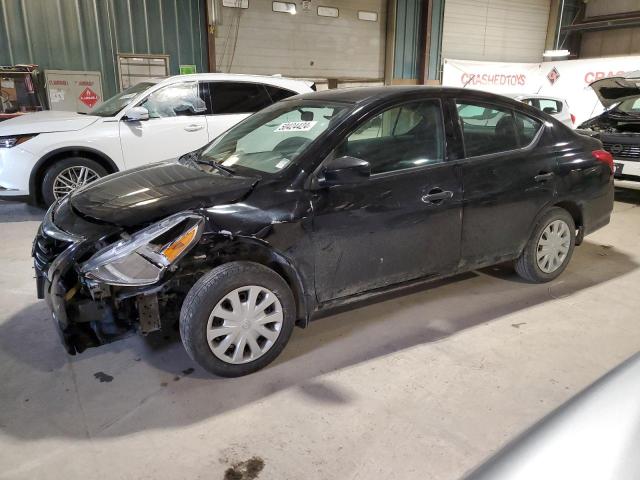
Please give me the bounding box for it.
[69,161,258,228]
[589,71,640,108]
[0,110,101,136]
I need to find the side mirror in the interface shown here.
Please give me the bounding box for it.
[319,156,370,187]
[123,106,149,122]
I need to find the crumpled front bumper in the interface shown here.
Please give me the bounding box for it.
[33,226,95,354]
[32,200,136,355]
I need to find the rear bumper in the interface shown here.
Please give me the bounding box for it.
[615,179,640,190]
[582,182,615,236]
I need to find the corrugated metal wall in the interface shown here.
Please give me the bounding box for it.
[393,0,422,80]
[441,0,551,63]
[0,0,207,99]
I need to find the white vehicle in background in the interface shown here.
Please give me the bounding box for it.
[0,74,314,205]
[504,93,575,128]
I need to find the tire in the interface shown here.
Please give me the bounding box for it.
[41,157,107,206]
[515,207,576,283]
[180,261,296,377]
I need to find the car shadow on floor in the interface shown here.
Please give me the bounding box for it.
[0,239,636,441]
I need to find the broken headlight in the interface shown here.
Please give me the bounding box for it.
[80,213,204,286]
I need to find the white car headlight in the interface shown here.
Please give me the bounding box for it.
[81,212,204,286]
[0,134,38,148]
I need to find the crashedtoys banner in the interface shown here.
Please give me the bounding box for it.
[443,56,640,126]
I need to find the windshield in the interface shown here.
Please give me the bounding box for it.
[613,97,640,115]
[90,82,155,117]
[199,101,350,175]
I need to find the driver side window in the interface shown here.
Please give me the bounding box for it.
[339,100,445,175]
[141,82,207,119]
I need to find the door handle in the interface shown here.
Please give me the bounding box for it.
[421,188,453,205]
[534,172,555,182]
[184,124,204,132]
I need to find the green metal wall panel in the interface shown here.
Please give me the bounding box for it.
[0,0,207,99]
[393,0,422,79]
[427,0,444,80]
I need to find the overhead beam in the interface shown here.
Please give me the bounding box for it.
[561,11,640,33]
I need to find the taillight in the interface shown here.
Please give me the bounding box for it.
[592,149,614,173]
[570,113,576,124]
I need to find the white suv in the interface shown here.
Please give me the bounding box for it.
[0,74,313,205]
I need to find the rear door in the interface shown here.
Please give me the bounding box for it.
[119,81,209,168]
[311,98,463,302]
[202,82,288,141]
[454,99,558,265]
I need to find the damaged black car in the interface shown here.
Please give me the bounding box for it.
[578,71,640,186]
[34,87,614,377]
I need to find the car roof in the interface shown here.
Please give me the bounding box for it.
[503,92,567,102]
[156,73,314,92]
[292,85,530,107]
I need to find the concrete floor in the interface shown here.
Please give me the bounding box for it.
[0,191,639,480]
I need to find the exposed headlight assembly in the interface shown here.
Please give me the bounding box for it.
[0,134,38,148]
[80,213,204,286]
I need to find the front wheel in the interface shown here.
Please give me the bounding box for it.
[179,262,296,377]
[514,207,576,283]
[41,157,107,206]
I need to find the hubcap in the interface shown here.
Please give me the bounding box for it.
[206,286,284,365]
[52,166,100,199]
[536,219,571,273]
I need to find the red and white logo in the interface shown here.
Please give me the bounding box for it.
[79,87,99,108]
[547,67,560,85]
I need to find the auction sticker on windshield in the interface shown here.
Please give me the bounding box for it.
[275,121,317,132]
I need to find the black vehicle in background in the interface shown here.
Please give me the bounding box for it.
[578,71,640,186]
[34,87,614,377]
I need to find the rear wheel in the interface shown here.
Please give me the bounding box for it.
[515,207,576,283]
[41,157,107,206]
[180,261,296,377]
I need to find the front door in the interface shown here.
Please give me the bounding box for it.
[119,81,209,169]
[311,99,463,302]
[454,99,558,265]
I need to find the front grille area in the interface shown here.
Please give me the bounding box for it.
[33,231,70,274]
[602,142,640,161]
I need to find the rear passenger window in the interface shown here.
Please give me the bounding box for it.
[457,102,542,157]
[264,85,297,103]
[340,100,445,174]
[538,98,562,114]
[211,82,273,114]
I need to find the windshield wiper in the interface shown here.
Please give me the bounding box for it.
[181,151,235,176]
[195,159,236,176]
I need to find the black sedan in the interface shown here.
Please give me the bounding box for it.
[33,87,614,377]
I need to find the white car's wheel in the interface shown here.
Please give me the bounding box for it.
[42,157,107,206]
